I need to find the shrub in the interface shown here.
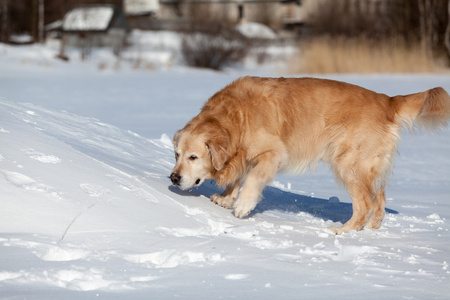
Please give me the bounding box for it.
[291,36,443,74]
[181,22,249,70]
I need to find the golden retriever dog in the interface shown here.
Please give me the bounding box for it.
[170,77,450,234]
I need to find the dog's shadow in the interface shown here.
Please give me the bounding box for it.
[169,180,398,224]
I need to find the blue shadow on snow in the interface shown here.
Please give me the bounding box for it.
[169,179,398,224]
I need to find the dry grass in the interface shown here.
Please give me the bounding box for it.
[291,36,446,74]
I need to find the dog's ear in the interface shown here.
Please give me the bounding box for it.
[173,130,181,149]
[203,119,231,171]
[207,140,230,171]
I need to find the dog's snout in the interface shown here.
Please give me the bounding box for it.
[170,172,181,185]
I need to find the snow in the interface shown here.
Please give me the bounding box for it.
[0,36,450,299]
[124,0,159,15]
[9,33,34,44]
[63,6,114,31]
[235,22,277,39]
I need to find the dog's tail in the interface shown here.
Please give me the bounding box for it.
[392,87,450,132]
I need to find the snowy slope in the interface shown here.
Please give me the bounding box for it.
[1,90,449,300]
[1,43,450,299]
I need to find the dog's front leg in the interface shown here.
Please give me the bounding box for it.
[211,180,240,209]
[233,151,280,218]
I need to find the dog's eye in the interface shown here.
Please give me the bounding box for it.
[175,152,179,160]
[189,155,198,161]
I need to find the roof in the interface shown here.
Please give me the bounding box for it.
[235,22,277,39]
[62,5,116,32]
[160,0,298,3]
[125,0,159,15]
[45,20,63,31]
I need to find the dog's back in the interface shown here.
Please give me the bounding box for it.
[203,76,449,168]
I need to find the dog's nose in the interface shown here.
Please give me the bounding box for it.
[170,172,181,185]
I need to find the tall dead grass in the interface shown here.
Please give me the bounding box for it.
[292,36,445,74]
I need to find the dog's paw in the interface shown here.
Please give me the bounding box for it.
[365,213,384,230]
[211,193,234,209]
[328,226,346,235]
[233,199,256,219]
[329,225,359,235]
[364,220,382,230]
[233,207,251,218]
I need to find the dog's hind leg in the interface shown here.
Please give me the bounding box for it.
[365,151,394,230]
[365,187,386,229]
[233,151,281,218]
[329,178,374,235]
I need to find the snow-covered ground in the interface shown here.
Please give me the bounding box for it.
[0,36,449,299]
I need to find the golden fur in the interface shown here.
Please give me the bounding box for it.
[170,77,450,234]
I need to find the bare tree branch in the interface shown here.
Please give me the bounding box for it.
[446,0,450,57]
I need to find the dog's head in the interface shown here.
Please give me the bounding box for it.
[170,118,231,190]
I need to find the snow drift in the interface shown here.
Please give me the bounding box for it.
[0,41,449,299]
[1,92,449,299]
